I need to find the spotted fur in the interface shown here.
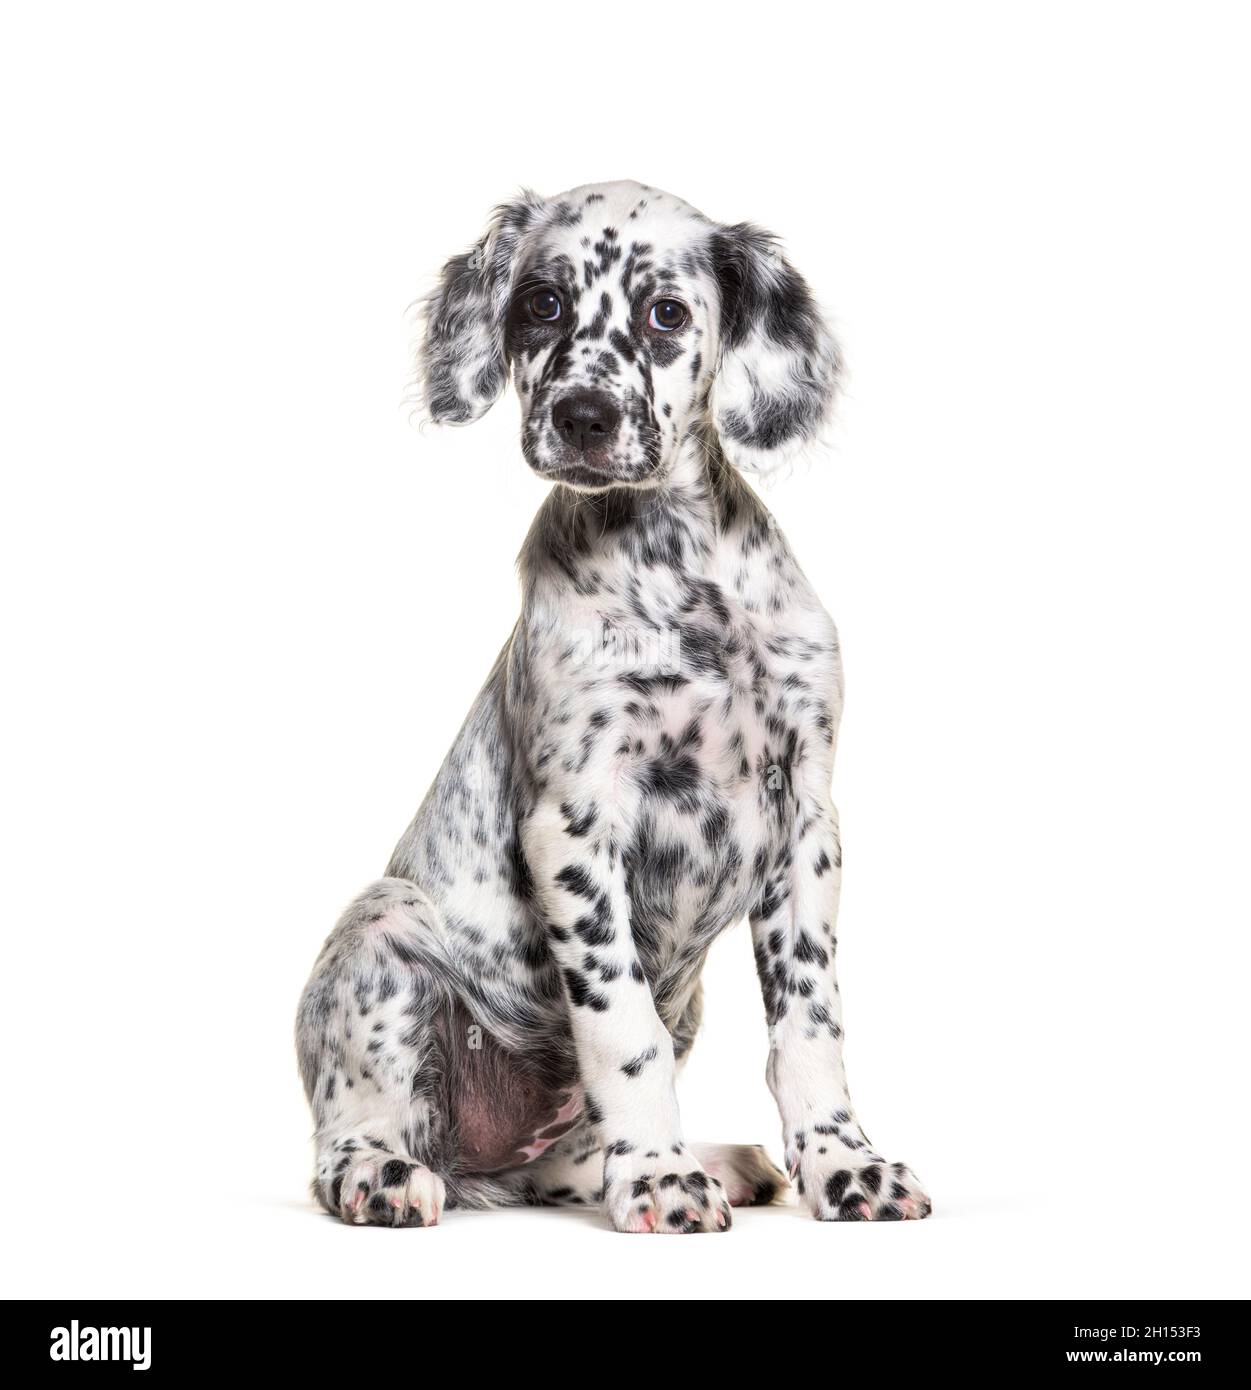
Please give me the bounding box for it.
[296,181,929,1232]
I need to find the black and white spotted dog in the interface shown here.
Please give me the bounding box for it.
[296,180,931,1232]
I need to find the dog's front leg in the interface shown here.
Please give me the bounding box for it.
[526,800,731,1233]
[752,796,932,1221]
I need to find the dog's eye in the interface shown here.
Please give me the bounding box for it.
[529,290,562,322]
[648,299,687,331]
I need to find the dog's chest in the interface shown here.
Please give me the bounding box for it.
[584,574,840,979]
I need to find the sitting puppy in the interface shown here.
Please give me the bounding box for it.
[296,180,931,1233]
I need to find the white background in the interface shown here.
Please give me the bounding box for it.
[2,1,1248,1301]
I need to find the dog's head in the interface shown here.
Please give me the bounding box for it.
[415,181,841,488]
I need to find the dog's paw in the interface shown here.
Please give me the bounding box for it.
[603,1147,732,1233]
[793,1144,931,1222]
[334,1151,446,1228]
[690,1142,789,1206]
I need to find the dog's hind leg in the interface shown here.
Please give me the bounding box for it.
[524,1124,605,1206]
[527,1132,787,1209]
[296,879,459,1227]
[689,1144,788,1207]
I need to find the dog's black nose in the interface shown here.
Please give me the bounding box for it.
[552,389,621,452]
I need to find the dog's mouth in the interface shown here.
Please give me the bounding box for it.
[531,454,664,493]
[522,427,663,491]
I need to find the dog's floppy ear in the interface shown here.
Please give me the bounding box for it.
[415,192,544,424]
[707,223,842,474]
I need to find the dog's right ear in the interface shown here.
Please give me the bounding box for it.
[415,192,544,424]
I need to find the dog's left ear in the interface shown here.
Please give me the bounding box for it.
[415,192,545,424]
[707,223,843,474]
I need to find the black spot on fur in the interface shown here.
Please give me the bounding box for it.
[825,1170,852,1206]
[620,1045,659,1078]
